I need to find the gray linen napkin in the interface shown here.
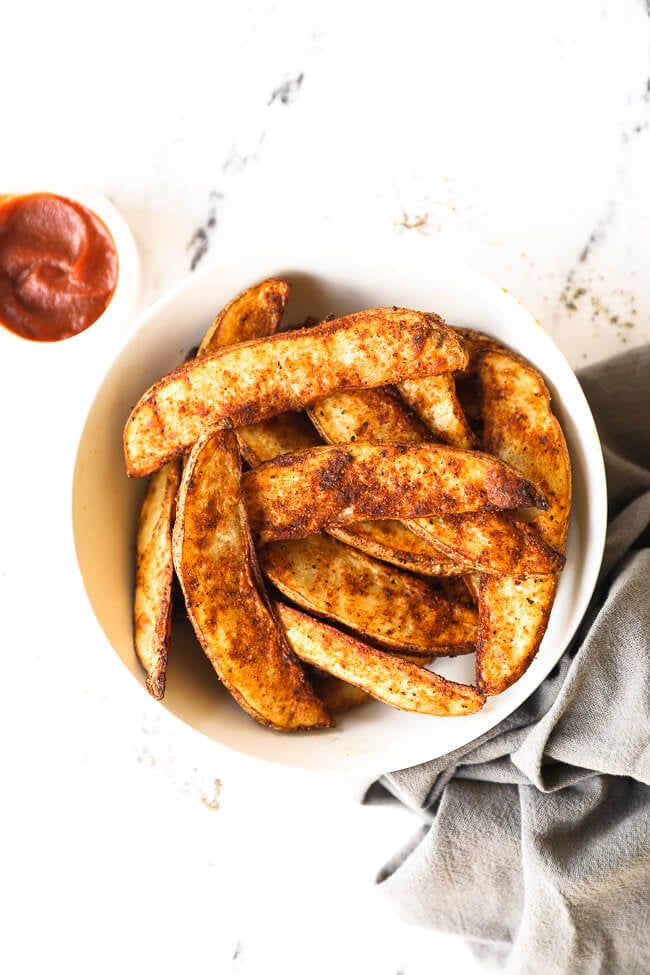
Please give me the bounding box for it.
[365,345,650,975]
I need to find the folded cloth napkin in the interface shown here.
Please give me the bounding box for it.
[365,345,650,975]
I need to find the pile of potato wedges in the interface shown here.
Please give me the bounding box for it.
[128,278,571,731]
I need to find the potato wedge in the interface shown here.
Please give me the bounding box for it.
[475,574,557,695]
[124,307,468,476]
[327,521,466,575]
[276,603,485,716]
[243,441,548,544]
[198,277,308,466]
[198,277,290,354]
[477,350,571,552]
[172,421,332,730]
[307,387,429,444]
[233,400,461,574]
[475,350,571,694]
[260,534,477,656]
[397,374,476,449]
[306,373,559,577]
[307,669,371,713]
[408,511,565,578]
[306,646,438,712]
[308,388,469,572]
[133,459,182,699]
[237,411,321,467]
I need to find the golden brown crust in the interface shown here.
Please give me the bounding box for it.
[397,373,476,449]
[308,386,430,444]
[260,534,477,656]
[133,459,182,699]
[408,510,565,578]
[172,422,332,730]
[475,574,558,695]
[124,308,468,476]
[198,278,291,354]
[306,668,371,713]
[475,349,571,694]
[243,441,548,544]
[237,411,321,466]
[477,349,572,553]
[327,521,466,575]
[276,603,485,716]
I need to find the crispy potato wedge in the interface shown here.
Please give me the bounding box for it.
[409,511,565,578]
[308,388,467,572]
[198,277,310,466]
[476,574,557,695]
[477,350,571,552]
[307,669,371,713]
[172,421,332,730]
[124,308,468,476]
[304,382,558,576]
[260,534,477,656]
[234,400,462,574]
[243,441,548,544]
[133,459,182,699]
[276,603,485,716]
[397,374,476,449]
[307,387,429,444]
[306,646,438,713]
[237,411,321,466]
[327,521,466,575]
[198,277,290,354]
[475,350,571,694]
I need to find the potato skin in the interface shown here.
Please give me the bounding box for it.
[133,459,182,700]
[172,421,332,730]
[124,308,468,477]
[198,277,290,354]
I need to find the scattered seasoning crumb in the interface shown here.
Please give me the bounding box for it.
[200,778,222,811]
[398,210,430,233]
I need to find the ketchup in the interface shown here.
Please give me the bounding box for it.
[0,193,118,342]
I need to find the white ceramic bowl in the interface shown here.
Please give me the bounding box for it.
[72,243,607,774]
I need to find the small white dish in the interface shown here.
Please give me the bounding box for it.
[71,242,607,775]
[0,185,140,380]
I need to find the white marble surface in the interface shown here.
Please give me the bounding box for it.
[2,2,649,973]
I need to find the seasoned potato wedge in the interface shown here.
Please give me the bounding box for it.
[328,521,466,575]
[276,603,485,716]
[260,534,477,656]
[307,387,429,444]
[304,378,558,577]
[476,574,558,695]
[477,350,571,552]
[308,388,465,571]
[475,350,571,694]
[397,374,476,449]
[243,441,548,544]
[232,400,460,574]
[307,669,371,713]
[172,421,332,730]
[134,459,182,699]
[198,277,290,354]
[409,511,565,578]
[198,279,314,466]
[124,308,468,476]
[237,411,321,466]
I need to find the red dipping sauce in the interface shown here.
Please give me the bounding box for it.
[0,192,118,342]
